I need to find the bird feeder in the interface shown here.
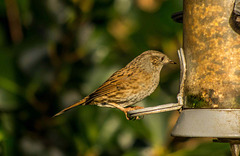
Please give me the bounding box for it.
[171,0,240,154]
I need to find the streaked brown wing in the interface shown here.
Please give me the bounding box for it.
[85,68,139,105]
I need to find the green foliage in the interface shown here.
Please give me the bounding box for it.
[0,0,230,155]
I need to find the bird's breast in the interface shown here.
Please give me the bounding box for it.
[139,72,160,97]
[124,71,160,106]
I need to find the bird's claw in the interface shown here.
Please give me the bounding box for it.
[126,113,144,120]
[124,106,144,120]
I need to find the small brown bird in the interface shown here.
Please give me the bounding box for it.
[53,50,176,120]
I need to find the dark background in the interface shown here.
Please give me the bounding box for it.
[0,0,231,155]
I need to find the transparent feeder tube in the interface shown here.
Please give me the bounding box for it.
[183,0,240,109]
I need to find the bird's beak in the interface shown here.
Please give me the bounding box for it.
[169,60,177,64]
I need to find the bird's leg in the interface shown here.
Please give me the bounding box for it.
[108,103,144,120]
[124,106,144,120]
[107,103,131,119]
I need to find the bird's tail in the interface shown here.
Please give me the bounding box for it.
[53,97,87,117]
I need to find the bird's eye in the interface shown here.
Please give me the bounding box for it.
[160,56,165,62]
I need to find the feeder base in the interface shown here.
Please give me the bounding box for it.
[171,109,240,138]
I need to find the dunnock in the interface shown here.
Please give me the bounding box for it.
[53,50,176,120]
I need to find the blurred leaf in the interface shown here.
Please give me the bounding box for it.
[169,142,230,156]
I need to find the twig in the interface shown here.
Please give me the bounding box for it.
[230,143,240,156]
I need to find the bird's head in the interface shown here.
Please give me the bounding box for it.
[125,50,176,73]
[135,50,176,72]
[148,50,176,66]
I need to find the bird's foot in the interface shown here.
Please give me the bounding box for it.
[124,106,144,120]
[108,103,144,120]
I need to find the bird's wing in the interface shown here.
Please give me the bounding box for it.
[85,68,140,104]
